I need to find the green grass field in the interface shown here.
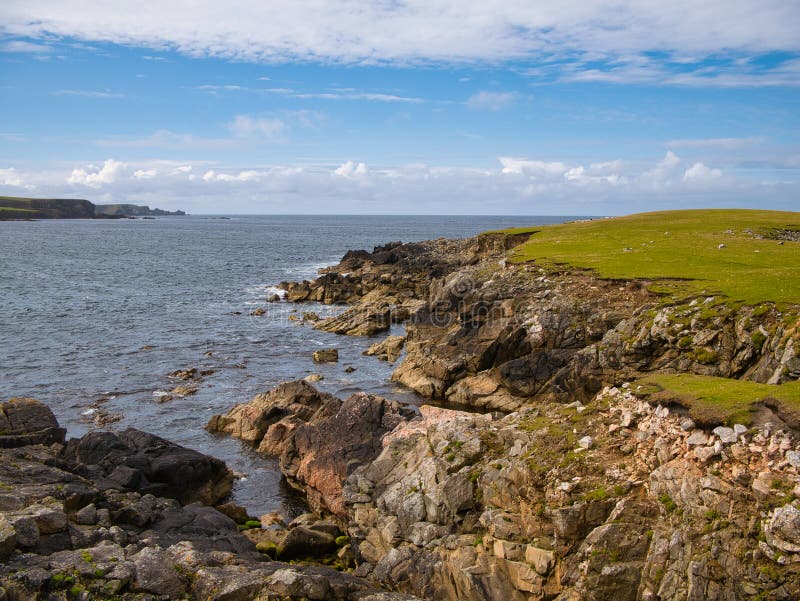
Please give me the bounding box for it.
[495,209,799,305]
[636,373,800,427]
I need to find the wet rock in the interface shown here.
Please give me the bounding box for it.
[278,526,337,559]
[313,348,339,363]
[365,336,406,363]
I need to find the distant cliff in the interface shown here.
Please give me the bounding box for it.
[94,203,186,217]
[0,195,186,220]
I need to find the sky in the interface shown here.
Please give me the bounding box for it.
[0,1,798,215]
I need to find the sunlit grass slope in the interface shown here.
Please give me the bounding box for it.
[495,209,799,305]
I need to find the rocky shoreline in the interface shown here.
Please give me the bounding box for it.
[4,228,799,600]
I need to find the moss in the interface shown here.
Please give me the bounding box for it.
[243,519,262,529]
[256,541,277,557]
[583,486,610,502]
[659,494,677,513]
[678,335,693,349]
[335,535,350,547]
[80,550,93,563]
[751,330,767,347]
[690,348,719,364]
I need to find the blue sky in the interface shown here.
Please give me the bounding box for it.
[0,1,798,214]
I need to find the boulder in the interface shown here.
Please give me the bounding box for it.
[365,336,406,363]
[63,428,233,505]
[0,398,66,447]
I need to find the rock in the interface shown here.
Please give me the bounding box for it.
[63,428,233,505]
[686,431,708,446]
[169,367,198,380]
[734,424,748,436]
[365,336,406,363]
[525,545,555,576]
[131,546,187,597]
[712,426,737,444]
[302,311,320,322]
[0,398,66,447]
[313,348,339,363]
[680,419,695,431]
[268,568,331,601]
[694,446,720,463]
[765,504,800,553]
[0,515,16,560]
[74,503,98,525]
[215,501,248,523]
[250,307,266,316]
[171,383,199,397]
[277,526,337,559]
[315,304,392,337]
[578,436,593,450]
[305,373,325,382]
[785,450,800,469]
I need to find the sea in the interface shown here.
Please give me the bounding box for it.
[0,215,577,517]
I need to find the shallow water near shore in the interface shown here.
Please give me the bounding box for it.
[0,214,576,516]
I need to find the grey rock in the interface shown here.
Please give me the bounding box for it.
[712,426,737,444]
[680,418,696,431]
[278,526,337,559]
[686,431,708,446]
[786,450,800,469]
[131,546,186,598]
[74,503,98,525]
[0,515,16,560]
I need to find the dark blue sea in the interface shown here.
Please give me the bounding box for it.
[0,215,576,516]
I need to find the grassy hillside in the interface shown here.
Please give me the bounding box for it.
[0,195,95,219]
[636,373,800,427]
[495,209,799,305]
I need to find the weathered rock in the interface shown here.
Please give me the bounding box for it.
[63,428,233,505]
[277,526,337,559]
[365,336,406,363]
[0,398,66,447]
[313,348,339,363]
[131,546,187,597]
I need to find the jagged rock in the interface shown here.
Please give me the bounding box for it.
[316,304,392,336]
[0,515,16,560]
[713,426,738,444]
[63,428,233,505]
[365,336,406,363]
[313,348,339,363]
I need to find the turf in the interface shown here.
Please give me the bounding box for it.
[493,209,800,305]
[635,374,800,427]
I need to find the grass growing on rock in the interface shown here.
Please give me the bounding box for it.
[636,374,800,427]
[492,209,800,305]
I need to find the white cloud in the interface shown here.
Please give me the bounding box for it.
[2,153,795,214]
[228,115,286,140]
[466,91,516,111]
[334,161,368,178]
[68,159,125,187]
[0,40,51,53]
[0,167,24,186]
[5,2,796,84]
[499,158,568,176]
[683,162,722,181]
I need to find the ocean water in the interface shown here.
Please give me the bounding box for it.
[0,215,576,516]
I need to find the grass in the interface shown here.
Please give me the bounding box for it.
[491,209,800,305]
[636,374,800,427]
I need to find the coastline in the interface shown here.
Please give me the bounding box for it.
[1,209,798,600]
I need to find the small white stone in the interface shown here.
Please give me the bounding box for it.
[686,431,709,446]
[733,424,748,436]
[578,436,593,450]
[680,419,695,431]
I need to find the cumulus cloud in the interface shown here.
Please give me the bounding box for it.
[683,162,723,181]
[466,91,516,111]
[68,159,125,187]
[499,158,568,176]
[3,2,799,84]
[334,161,368,178]
[1,153,795,214]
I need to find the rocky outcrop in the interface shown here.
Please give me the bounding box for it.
[0,397,419,601]
[278,232,798,413]
[365,336,405,363]
[349,387,800,600]
[207,381,415,519]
